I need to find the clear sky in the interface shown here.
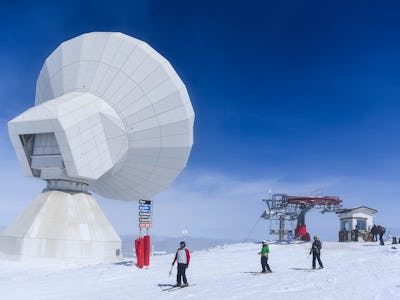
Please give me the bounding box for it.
[1,0,400,241]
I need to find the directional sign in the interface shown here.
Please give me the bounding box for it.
[139,223,152,228]
[139,199,153,229]
[139,204,152,208]
[139,220,152,223]
[139,221,152,224]
[139,205,152,211]
[139,211,152,216]
[139,199,153,205]
[139,213,152,217]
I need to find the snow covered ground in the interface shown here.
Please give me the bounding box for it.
[0,241,399,299]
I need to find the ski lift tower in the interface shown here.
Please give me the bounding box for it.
[261,193,342,241]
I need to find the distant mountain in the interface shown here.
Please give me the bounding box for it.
[120,234,241,256]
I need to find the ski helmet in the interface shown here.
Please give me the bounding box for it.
[180,241,186,248]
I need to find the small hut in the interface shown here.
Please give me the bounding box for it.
[336,206,377,242]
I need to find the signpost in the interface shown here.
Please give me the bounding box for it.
[139,199,153,229]
[136,199,153,268]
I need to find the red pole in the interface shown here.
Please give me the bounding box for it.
[135,237,144,268]
[144,235,151,266]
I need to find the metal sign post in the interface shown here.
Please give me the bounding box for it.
[139,199,153,232]
[136,199,153,268]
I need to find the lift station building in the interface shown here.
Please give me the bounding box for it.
[336,206,377,241]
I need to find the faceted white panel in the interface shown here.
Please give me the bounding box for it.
[161,133,191,147]
[131,126,161,140]
[152,91,185,114]
[62,63,81,92]
[121,44,149,77]
[130,55,161,83]
[88,63,109,91]
[129,117,159,133]
[146,76,184,104]
[81,62,102,90]
[9,91,129,181]
[159,147,191,160]
[96,66,119,96]
[120,96,151,119]
[85,33,110,61]
[157,106,190,126]
[60,35,84,66]
[0,191,121,263]
[100,35,125,66]
[125,105,156,125]
[103,71,129,100]
[160,119,190,136]
[36,65,51,102]
[113,37,138,66]
[109,77,137,105]
[140,66,170,93]
[43,47,63,79]
[73,61,90,90]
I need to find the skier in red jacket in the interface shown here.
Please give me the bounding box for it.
[172,241,191,287]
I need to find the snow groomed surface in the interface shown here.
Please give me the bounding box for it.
[0,241,398,299]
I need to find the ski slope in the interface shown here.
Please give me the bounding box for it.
[0,241,398,299]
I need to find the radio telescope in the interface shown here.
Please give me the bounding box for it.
[0,32,194,263]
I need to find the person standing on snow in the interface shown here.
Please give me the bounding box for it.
[258,240,272,273]
[370,224,378,242]
[309,236,324,270]
[354,225,359,242]
[172,241,190,287]
[377,225,386,246]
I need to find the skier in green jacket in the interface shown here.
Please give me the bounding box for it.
[258,240,272,273]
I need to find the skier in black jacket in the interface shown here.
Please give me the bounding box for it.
[309,235,323,269]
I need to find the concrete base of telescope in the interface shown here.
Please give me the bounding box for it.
[0,191,121,264]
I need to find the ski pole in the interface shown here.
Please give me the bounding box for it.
[169,264,173,276]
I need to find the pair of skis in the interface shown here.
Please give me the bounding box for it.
[242,271,273,275]
[306,268,324,272]
[252,271,273,275]
[162,265,195,291]
[161,284,196,292]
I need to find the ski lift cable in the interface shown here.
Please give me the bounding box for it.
[242,217,262,243]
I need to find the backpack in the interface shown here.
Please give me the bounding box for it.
[312,241,322,252]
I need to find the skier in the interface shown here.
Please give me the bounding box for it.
[171,241,190,287]
[354,225,359,242]
[258,240,272,273]
[370,224,378,242]
[309,235,323,270]
[377,225,386,246]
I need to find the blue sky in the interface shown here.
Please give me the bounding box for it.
[1,0,400,241]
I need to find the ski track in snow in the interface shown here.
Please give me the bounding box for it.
[0,242,399,299]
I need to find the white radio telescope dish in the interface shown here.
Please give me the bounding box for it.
[0,32,195,263]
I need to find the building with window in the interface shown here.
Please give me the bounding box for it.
[336,206,377,242]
